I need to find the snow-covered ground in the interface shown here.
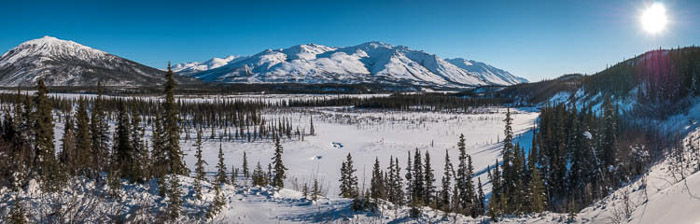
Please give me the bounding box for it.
[9,92,700,223]
[182,107,538,197]
[1,98,541,223]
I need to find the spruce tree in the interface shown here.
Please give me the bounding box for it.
[59,111,77,174]
[75,98,93,177]
[152,112,167,195]
[338,153,358,198]
[385,156,403,205]
[267,163,273,185]
[242,151,249,179]
[501,108,517,214]
[423,151,435,207]
[309,116,315,136]
[162,66,186,221]
[339,159,348,197]
[207,181,225,220]
[477,177,485,215]
[163,64,187,175]
[405,151,413,203]
[252,162,266,186]
[90,82,110,179]
[33,80,64,192]
[216,144,228,185]
[456,133,475,214]
[303,183,309,198]
[411,149,424,206]
[107,131,122,197]
[130,108,146,182]
[231,166,237,187]
[527,155,547,213]
[467,154,478,217]
[393,157,404,205]
[115,103,138,182]
[271,137,287,188]
[166,173,183,220]
[439,149,453,211]
[312,178,320,201]
[489,161,503,221]
[370,157,384,201]
[193,127,206,200]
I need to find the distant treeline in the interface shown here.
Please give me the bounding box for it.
[285,93,513,112]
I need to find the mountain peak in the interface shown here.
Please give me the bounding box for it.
[356,41,393,49]
[6,36,108,62]
[282,43,335,60]
[173,55,240,75]
[23,36,62,44]
[0,36,170,86]
[31,35,61,42]
[19,36,96,50]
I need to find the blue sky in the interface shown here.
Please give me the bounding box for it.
[1,0,699,81]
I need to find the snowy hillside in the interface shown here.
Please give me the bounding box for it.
[0,36,181,86]
[180,42,527,88]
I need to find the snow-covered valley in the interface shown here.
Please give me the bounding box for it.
[2,90,700,223]
[179,106,538,197]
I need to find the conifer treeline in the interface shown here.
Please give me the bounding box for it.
[487,108,546,220]
[286,93,512,112]
[0,90,311,144]
[336,106,653,221]
[524,100,652,213]
[0,66,210,221]
[488,103,655,219]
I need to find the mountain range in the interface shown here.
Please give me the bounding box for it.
[0,36,527,87]
[176,42,527,87]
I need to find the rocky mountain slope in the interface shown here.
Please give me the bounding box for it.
[0,36,173,86]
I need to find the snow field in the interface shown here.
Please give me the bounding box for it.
[180,107,539,198]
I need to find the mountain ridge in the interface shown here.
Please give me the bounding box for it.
[0,36,526,88]
[0,36,173,86]
[177,41,527,88]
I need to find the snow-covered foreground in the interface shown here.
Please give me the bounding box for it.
[182,107,538,197]
[5,98,700,223]
[0,175,555,223]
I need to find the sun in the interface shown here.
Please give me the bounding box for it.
[640,2,668,34]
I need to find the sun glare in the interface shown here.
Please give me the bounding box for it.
[640,2,668,34]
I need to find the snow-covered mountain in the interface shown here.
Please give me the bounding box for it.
[0,36,170,86]
[446,58,528,85]
[181,42,527,87]
[0,36,525,88]
[172,55,238,76]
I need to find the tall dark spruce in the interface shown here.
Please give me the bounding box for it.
[75,98,93,177]
[33,80,65,192]
[90,82,110,180]
[163,64,187,175]
[193,128,206,200]
[271,137,287,188]
[163,64,185,220]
